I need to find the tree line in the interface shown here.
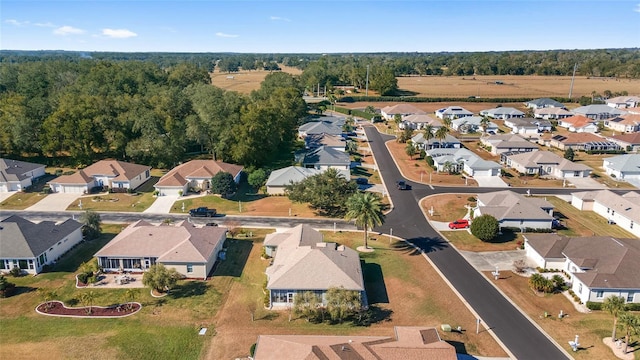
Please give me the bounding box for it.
[0,59,306,168]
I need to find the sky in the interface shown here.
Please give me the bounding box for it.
[1,0,639,53]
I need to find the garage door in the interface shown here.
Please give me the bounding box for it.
[61,185,87,193]
[157,187,182,196]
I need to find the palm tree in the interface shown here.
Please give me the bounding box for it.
[434,127,449,149]
[443,117,452,129]
[123,288,139,311]
[618,312,640,354]
[345,192,385,249]
[603,295,626,341]
[80,210,102,240]
[423,124,435,144]
[80,291,96,315]
[480,117,490,135]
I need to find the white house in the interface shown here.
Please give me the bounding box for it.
[479,107,525,120]
[604,114,640,133]
[525,233,640,304]
[48,160,151,194]
[602,154,640,182]
[154,160,243,196]
[571,190,640,238]
[557,115,599,133]
[450,116,499,133]
[607,96,640,109]
[0,158,46,193]
[504,118,552,136]
[606,133,640,153]
[399,114,442,130]
[435,106,473,120]
[504,151,592,179]
[533,107,573,120]
[481,134,539,155]
[426,148,501,177]
[301,146,351,179]
[572,105,626,120]
[95,220,227,280]
[265,166,323,195]
[411,133,461,150]
[474,190,554,230]
[525,98,566,109]
[380,104,426,121]
[0,215,83,275]
[298,116,345,138]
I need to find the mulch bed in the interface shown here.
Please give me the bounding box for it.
[36,301,141,318]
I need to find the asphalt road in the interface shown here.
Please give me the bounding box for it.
[364,125,571,360]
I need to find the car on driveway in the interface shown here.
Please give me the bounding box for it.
[448,219,470,229]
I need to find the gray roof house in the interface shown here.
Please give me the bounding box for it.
[450,116,499,133]
[435,106,473,120]
[524,233,640,304]
[0,215,83,274]
[504,151,592,179]
[301,146,351,179]
[572,104,626,120]
[304,133,345,151]
[263,225,366,308]
[474,190,554,229]
[481,134,539,155]
[265,166,323,195]
[504,118,552,136]
[602,154,640,184]
[0,158,46,192]
[426,148,501,177]
[399,114,442,130]
[525,98,566,109]
[95,220,227,280]
[298,116,345,138]
[571,190,640,238]
[411,133,461,150]
[480,107,525,119]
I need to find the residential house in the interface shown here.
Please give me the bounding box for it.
[474,190,554,230]
[606,96,640,109]
[450,116,499,133]
[480,107,525,119]
[95,220,226,279]
[504,151,592,178]
[604,114,640,133]
[263,225,366,308]
[411,133,461,150]
[0,158,46,192]
[571,190,640,238]
[297,116,345,138]
[0,215,83,275]
[549,133,621,151]
[435,106,473,120]
[48,160,151,194]
[399,114,442,130]
[525,98,566,109]
[426,148,501,177]
[253,326,456,360]
[380,103,426,121]
[304,133,346,151]
[154,160,243,196]
[558,115,599,133]
[534,107,573,120]
[301,146,351,180]
[265,166,323,195]
[504,118,552,136]
[572,105,626,120]
[602,154,640,185]
[606,133,640,152]
[481,134,539,155]
[525,233,640,304]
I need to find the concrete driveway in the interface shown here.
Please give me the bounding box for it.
[474,176,509,187]
[0,192,15,203]
[459,250,528,271]
[143,194,179,214]
[26,193,81,211]
[567,177,607,189]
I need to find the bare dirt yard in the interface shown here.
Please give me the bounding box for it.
[210,65,302,94]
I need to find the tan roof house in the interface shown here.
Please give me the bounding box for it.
[474,190,554,230]
[0,158,46,192]
[380,104,426,121]
[504,151,592,179]
[524,233,640,304]
[263,225,365,309]
[48,160,151,194]
[154,160,243,196]
[604,114,640,133]
[480,134,539,155]
[95,220,226,279]
[606,133,640,152]
[548,133,620,151]
[253,326,457,360]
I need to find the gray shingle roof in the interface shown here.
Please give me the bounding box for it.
[603,154,640,173]
[480,107,525,117]
[477,190,553,221]
[302,146,350,167]
[265,166,323,187]
[0,158,45,182]
[573,105,625,117]
[507,151,591,172]
[0,215,82,258]
[526,98,565,108]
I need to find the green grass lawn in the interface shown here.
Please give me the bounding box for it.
[64,177,160,212]
[546,197,637,238]
[0,191,49,209]
[442,230,523,252]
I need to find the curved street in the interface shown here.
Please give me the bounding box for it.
[363,125,571,360]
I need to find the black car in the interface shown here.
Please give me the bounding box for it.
[396,180,410,190]
[205,222,219,227]
[189,207,217,217]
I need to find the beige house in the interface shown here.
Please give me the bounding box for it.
[504,151,592,179]
[253,326,456,360]
[49,160,151,194]
[474,190,554,230]
[264,225,365,309]
[480,134,539,155]
[154,160,243,196]
[380,103,426,121]
[604,114,640,133]
[571,190,640,238]
[95,220,226,279]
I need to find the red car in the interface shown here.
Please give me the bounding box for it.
[448,219,470,229]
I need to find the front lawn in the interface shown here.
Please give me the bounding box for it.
[546,197,637,238]
[421,194,474,222]
[0,191,49,210]
[442,230,523,252]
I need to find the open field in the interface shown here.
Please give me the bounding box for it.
[343,101,527,115]
[210,65,302,94]
[396,75,640,99]
[207,230,506,359]
[491,271,639,360]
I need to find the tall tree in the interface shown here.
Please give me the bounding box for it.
[603,295,626,341]
[142,264,182,293]
[435,127,449,148]
[344,192,385,249]
[618,312,640,354]
[80,210,102,240]
[286,168,358,217]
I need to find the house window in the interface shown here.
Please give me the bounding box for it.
[145,170,150,178]
[607,208,610,214]
[186,264,193,273]
[611,210,615,216]
[107,258,120,269]
[596,291,604,298]
[627,293,634,302]
[57,241,62,246]
[18,260,28,269]
[578,283,582,294]
[0,260,6,270]
[39,253,47,265]
[546,167,552,173]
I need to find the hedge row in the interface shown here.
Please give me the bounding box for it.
[586,301,640,311]
[337,96,574,104]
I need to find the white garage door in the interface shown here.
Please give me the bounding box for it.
[157,187,183,196]
[0,184,7,193]
[61,185,87,193]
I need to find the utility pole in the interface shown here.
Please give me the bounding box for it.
[365,65,370,96]
[568,63,577,100]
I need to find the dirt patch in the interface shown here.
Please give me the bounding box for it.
[210,65,302,94]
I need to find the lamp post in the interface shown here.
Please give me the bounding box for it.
[78,199,82,209]
[181,202,185,213]
[389,228,393,243]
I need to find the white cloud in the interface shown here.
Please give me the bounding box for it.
[5,19,29,26]
[634,3,640,12]
[102,28,138,38]
[53,25,85,36]
[216,32,238,38]
[270,16,291,22]
[34,22,56,28]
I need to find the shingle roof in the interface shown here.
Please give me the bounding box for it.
[302,146,350,167]
[507,151,591,172]
[534,108,573,116]
[608,132,640,145]
[0,158,45,182]
[551,132,606,145]
[607,96,640,105]
[265,225,364,291]
[298,117,345,136]
[305,133,345,148]
[480,107,525,117]
[607,114,640,126]
[381,104,426,116]
[561,115,595,127]
[402,114,442,126]
[0,215,82,258]
[48,169,95,185]
[155,160,243,187]
[266,166,323,187]
[94,220,226,263]
[477,190,553,221]
[573,105,626,116]
[603,154,640,173]
[426,148,501,170]
[526,98,565,108]
[573,189,640,224]
[435,106,473,116]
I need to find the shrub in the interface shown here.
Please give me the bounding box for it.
[250,344,257,357]
[0,275,16,298]
[625,303,640,311]
[470,214,499,242]
[586,301,602,310]
[9,267,22,277]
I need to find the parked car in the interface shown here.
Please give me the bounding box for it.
[189,207,217,217]
[205,222,219,227]
[396,180,411,190]
[448,219,470,229]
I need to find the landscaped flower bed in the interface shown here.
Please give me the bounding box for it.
[36,301,141,318]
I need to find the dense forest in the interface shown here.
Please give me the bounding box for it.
[0,59,306,168]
